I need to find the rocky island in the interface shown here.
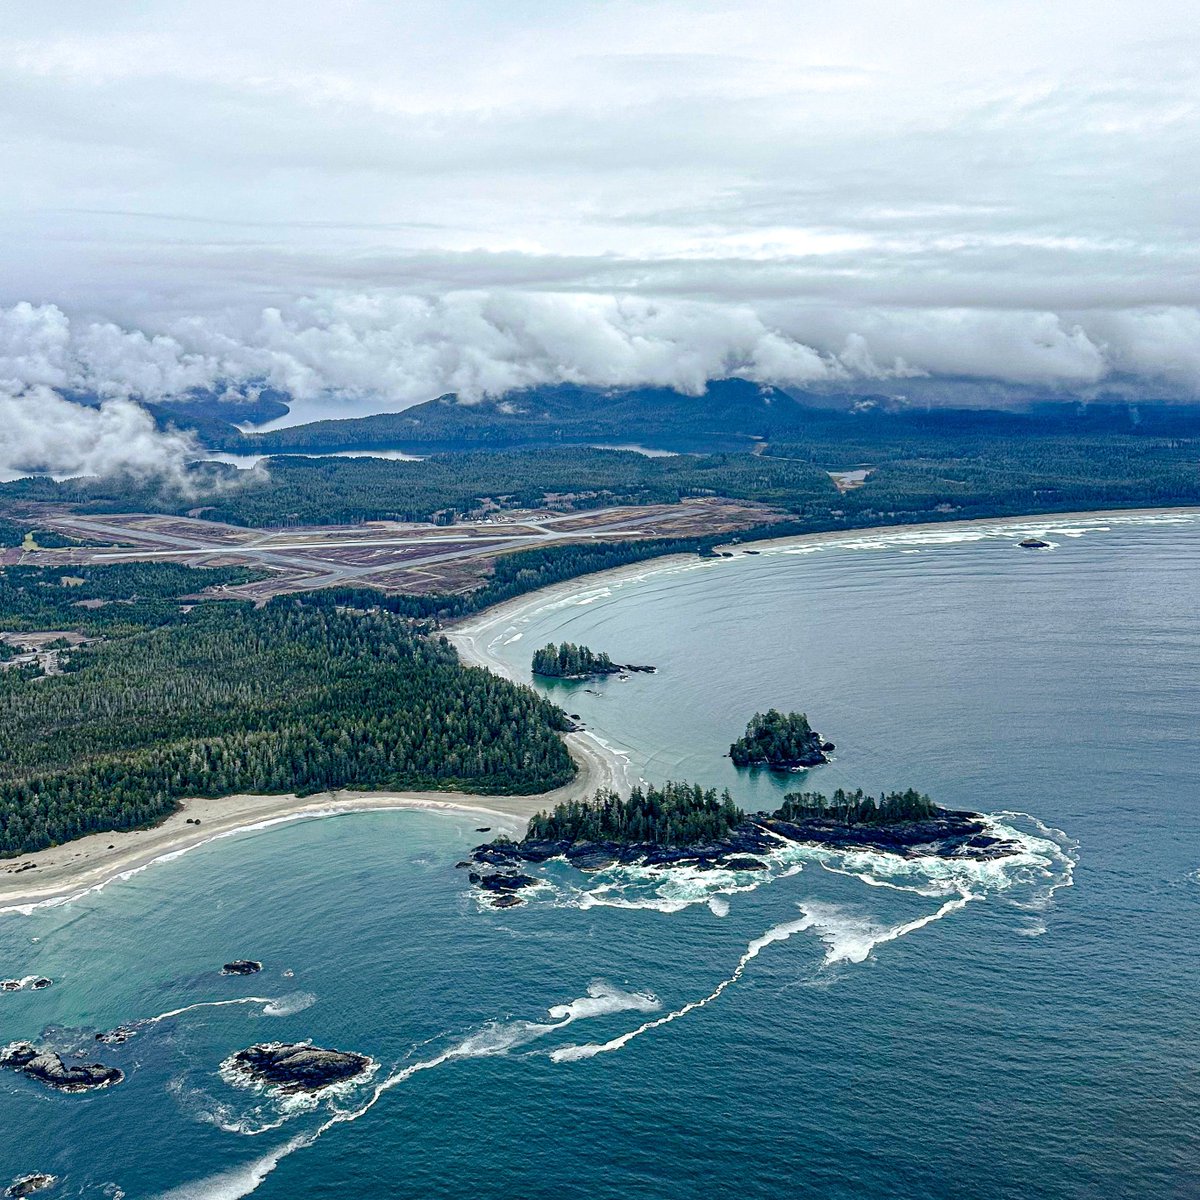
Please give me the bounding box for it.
[225,1042,372,1095]
[466,782,1019,900]
[1,1042,123,1093]
[532,641,655,679]
[5,1174,57,1198]
[729,709,834,770]
[221,959,263,976]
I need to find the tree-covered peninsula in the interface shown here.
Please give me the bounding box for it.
[729,709,833,769]
[0,564,577,857]
[468,783,1019,902]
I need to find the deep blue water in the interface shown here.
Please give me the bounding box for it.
[2,512,1198,1199]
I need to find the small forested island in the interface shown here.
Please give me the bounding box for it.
[466,782,1018,902]
[531,641,655,679]
[729,709,833,770]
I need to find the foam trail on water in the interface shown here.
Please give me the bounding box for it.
[151,981,658,1199]
[150,1136,307,1200]
[553,888,980,1062]
[797,893,975,966]
[552,916,812,1062]
[146,998,277,1024]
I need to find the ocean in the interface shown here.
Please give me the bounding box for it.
[2,511,1198,1199]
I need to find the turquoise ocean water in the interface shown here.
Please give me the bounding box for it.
[2,511,1198,1198]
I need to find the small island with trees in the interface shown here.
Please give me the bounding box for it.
[531,641,655,679]
[466,781,1018,903]
[729,709,834,770]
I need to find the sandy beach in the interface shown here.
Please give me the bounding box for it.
[2,504,1193,913]
[0,725,625,914]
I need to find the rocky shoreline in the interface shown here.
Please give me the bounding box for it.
[534,662,656,680]
[466,808,1019,902]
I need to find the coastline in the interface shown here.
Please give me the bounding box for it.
[445,504,1200,672]
[0,731,624,914]
[2,503,1193,913]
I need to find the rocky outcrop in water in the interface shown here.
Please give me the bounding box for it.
[1019,537,1051,549]
[221,960,262,976]
[1,978,52,993]
[5,1174,57,1197]
[226,1042,371,1095]
[96,1026,136,1046]
[469,808,1019,884]
[1,1042,123,1093]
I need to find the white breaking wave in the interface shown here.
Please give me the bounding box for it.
[795,893,976,966]
[537,810,1073,922]
[146,998,279,1024]
[551,916,813,1062]
[261,993,317,1018]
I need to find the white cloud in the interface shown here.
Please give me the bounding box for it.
[0,386,199,482]
[0,0,1193,444]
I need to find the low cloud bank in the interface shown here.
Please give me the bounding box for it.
[0,386,200,483]
[1,291,1198,480]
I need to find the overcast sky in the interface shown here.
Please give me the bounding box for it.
[1,0,1198,457]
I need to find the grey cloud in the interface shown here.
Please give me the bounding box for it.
[0,0,1195,447]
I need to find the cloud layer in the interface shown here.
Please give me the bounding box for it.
[0,0,1197,475]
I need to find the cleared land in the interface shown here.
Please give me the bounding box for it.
[10,499,778,601]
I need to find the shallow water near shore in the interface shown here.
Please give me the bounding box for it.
[2,512,1199,1198]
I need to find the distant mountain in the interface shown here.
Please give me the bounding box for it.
[207,380,825,454]
[170,377,1200,458]
[62,386,291,438]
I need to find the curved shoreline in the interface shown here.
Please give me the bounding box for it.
[445,505,1200,671]
[0,731,626,914]
[2,504,1193,913]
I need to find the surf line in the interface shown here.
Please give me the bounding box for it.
[551,914,812,1062]
[551,891,976,1062]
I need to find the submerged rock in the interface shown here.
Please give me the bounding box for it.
[226,1042,371,1095]
[0,980,21,992]
[469,871,536,893]
[221,960,263,976]
[721,857,769,871]
[30,978,51,991]
[5,1174,57,1198]
[492,895,523,908]
[1,1042,123,1093]
[95,1026,135,1046]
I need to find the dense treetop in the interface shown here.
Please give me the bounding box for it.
[531,642,617,678]
[527,782,743,847]
[776,788,938,826]
[729,709,827,768]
